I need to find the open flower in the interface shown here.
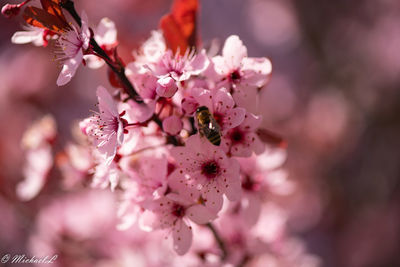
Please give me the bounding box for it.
[213,35,272,88]
[171,134,241,213]
[191,87,246,133]
[82,86,125,165]
[139,170,216,255]
[222,112,265,157]
[56,12,90,86]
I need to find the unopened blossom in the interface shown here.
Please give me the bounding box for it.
[156,75,178,97]
[171,134,241,213]
[140,170,216,255]
[222,112,265,157]
[56,12,90,86]
[82,86,125,165]
[1,3,20,18]
[163,115,183,135]
[85,17,117,69]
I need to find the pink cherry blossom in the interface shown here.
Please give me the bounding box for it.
[83,86,125,165]
[163,115,183,135]
[139,170,216,255]
[212,35,272,88]
[17,115,56,201]
[116,153,169,230]
[222,112,265,157]
[56,11,90,86]
[152,49,209,82]
[191,87,246,133]
[171,134,241,212]
[156,75,178,97]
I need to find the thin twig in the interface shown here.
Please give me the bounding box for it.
[206,223,228,261]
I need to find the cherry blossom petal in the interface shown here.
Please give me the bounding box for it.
[56,52,82,86]
[172,220,192,255]
[11,29,43,46]
[224,107,246,130]
[97,86,119,117]
[212,55,230,76]
[242,57,272,87]
[233,85,259,113]
[222,35,248,70]
[181,96,199,114]
[121,100,155,123]
[95,17,117,44]
[188,49,210,75]
[138,210,160,232]
[213,87,235,113]
[202,189,223,214]
[241,193,262,226]
[223,159,242,201]
[242,112,262,131]
[186,205,216,225]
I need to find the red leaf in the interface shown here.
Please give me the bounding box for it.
[160,0,198,55]
[23,5,69,33]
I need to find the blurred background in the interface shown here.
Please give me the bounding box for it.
[1,0,400,266]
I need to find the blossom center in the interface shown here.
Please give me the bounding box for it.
[230,128,244,143]
[213,112,224,126]
[230,70,241,83]
[171,203,186,218]
[242,175,259,192]
[201,160,220,179]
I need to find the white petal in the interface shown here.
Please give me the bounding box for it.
[222,35,247,69]
[11,30,43,45]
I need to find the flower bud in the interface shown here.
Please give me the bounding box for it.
[1,4,20,18]
[156,76,178,98]
[181,97,198,115]
[162,115,183,135]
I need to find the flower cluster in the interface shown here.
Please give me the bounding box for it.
[4,0,321,265]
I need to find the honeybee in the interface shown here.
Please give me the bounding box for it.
[195,106,221,146]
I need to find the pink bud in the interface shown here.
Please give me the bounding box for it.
[1,4,20,18]
[162,115,183,135]
[156,76,178,98]
[181,97,198,114]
